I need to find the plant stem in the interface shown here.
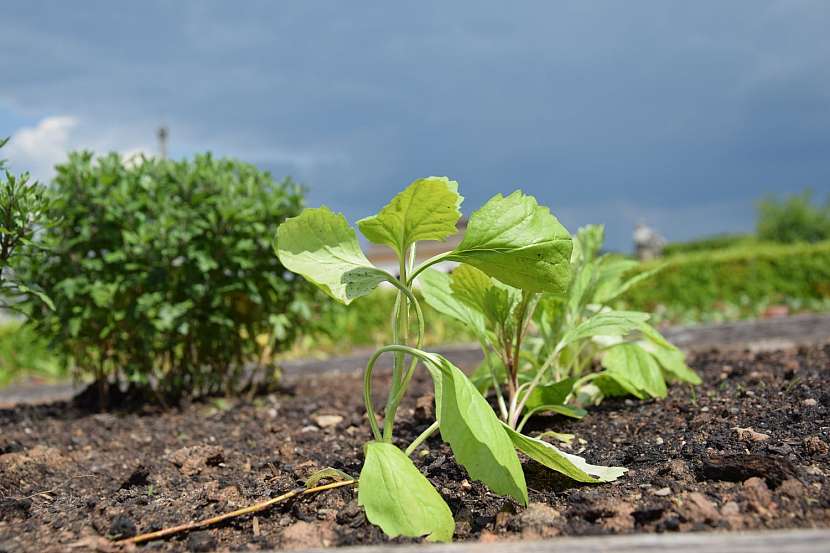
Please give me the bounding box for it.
[115,479,356,546]
[407,251,451,285]
[405,420,439,456]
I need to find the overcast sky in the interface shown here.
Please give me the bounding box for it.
[2,1,829,251]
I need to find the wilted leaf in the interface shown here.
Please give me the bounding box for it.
[504,425,627,483]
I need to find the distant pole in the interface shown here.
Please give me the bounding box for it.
[157,126,168,159]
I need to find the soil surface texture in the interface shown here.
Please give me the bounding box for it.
[1,345,829,552]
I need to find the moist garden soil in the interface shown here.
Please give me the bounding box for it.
[1,345,829,552]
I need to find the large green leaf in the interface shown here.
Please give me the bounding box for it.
[419,269,486,337]
[504,425,627,483]
[357,177,462,258]
[358,441,454,542]
[601,342,667,398]
[422,352,528,505]
[559,310,650,349]
[274,207,391,304]
[447,191,572,295]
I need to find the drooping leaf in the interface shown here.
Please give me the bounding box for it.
[559,310,650,349]
[522,378,576,412]
[274,207,391,304]
[422,353,528,505]
[358,442,454,542]
[504,425,627,483]
[419,269,486,337]
[447,191,572,295]
[601,342,667,398]
[357,177,462,258]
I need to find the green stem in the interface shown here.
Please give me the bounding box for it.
[407,251,452,286]
[405,420,440,456]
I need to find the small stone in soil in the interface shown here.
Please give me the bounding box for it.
[108,515,137,539]
[312,414,343,428]
[187,530,217,552]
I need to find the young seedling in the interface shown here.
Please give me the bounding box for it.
[419,223,701,434]
[275,178,625,542]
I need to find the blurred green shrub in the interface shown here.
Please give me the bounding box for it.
[622,241,830,315]
[0,137,53,310]
[662,233,757,257]
[20,152,318,399]
[757,189,830,244]
[0,322,62,387]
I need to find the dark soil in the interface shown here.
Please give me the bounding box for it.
[1,345,829,552]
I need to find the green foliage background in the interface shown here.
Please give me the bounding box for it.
[621,240,830,318]
[18,152,320,397]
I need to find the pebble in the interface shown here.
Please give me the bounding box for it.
[312,415,343,428]
[803,398,817,407]
[108,515,136,539]
[653,486,671,497]
[733,426,770,442]
[187,531,217,552]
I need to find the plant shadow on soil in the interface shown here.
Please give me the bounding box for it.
[1,345,829,552]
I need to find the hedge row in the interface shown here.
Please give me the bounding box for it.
[622,241,830,312]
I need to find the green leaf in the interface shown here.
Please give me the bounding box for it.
[525,404,587,419]
[447,191,572,294]
[601,343,667,398]
[422,353,528,505]
[450,264,518,327]
[419,269,486,337]
[504,425,627,483]
[523,378,576,411]
[15,283,55,310]
[357,177,462,258]
[559,310,650,349]
[358,442,454,543]
[274,206,391,304]
[649,345,701,385]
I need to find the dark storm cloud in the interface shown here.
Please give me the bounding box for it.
[2,1,829,250]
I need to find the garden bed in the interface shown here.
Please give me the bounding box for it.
[1,344,829,552]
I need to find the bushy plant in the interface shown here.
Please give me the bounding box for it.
[0,137,53,311]
[21,151,317,400]
[275,179,696,542]
[757,189,830,244]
